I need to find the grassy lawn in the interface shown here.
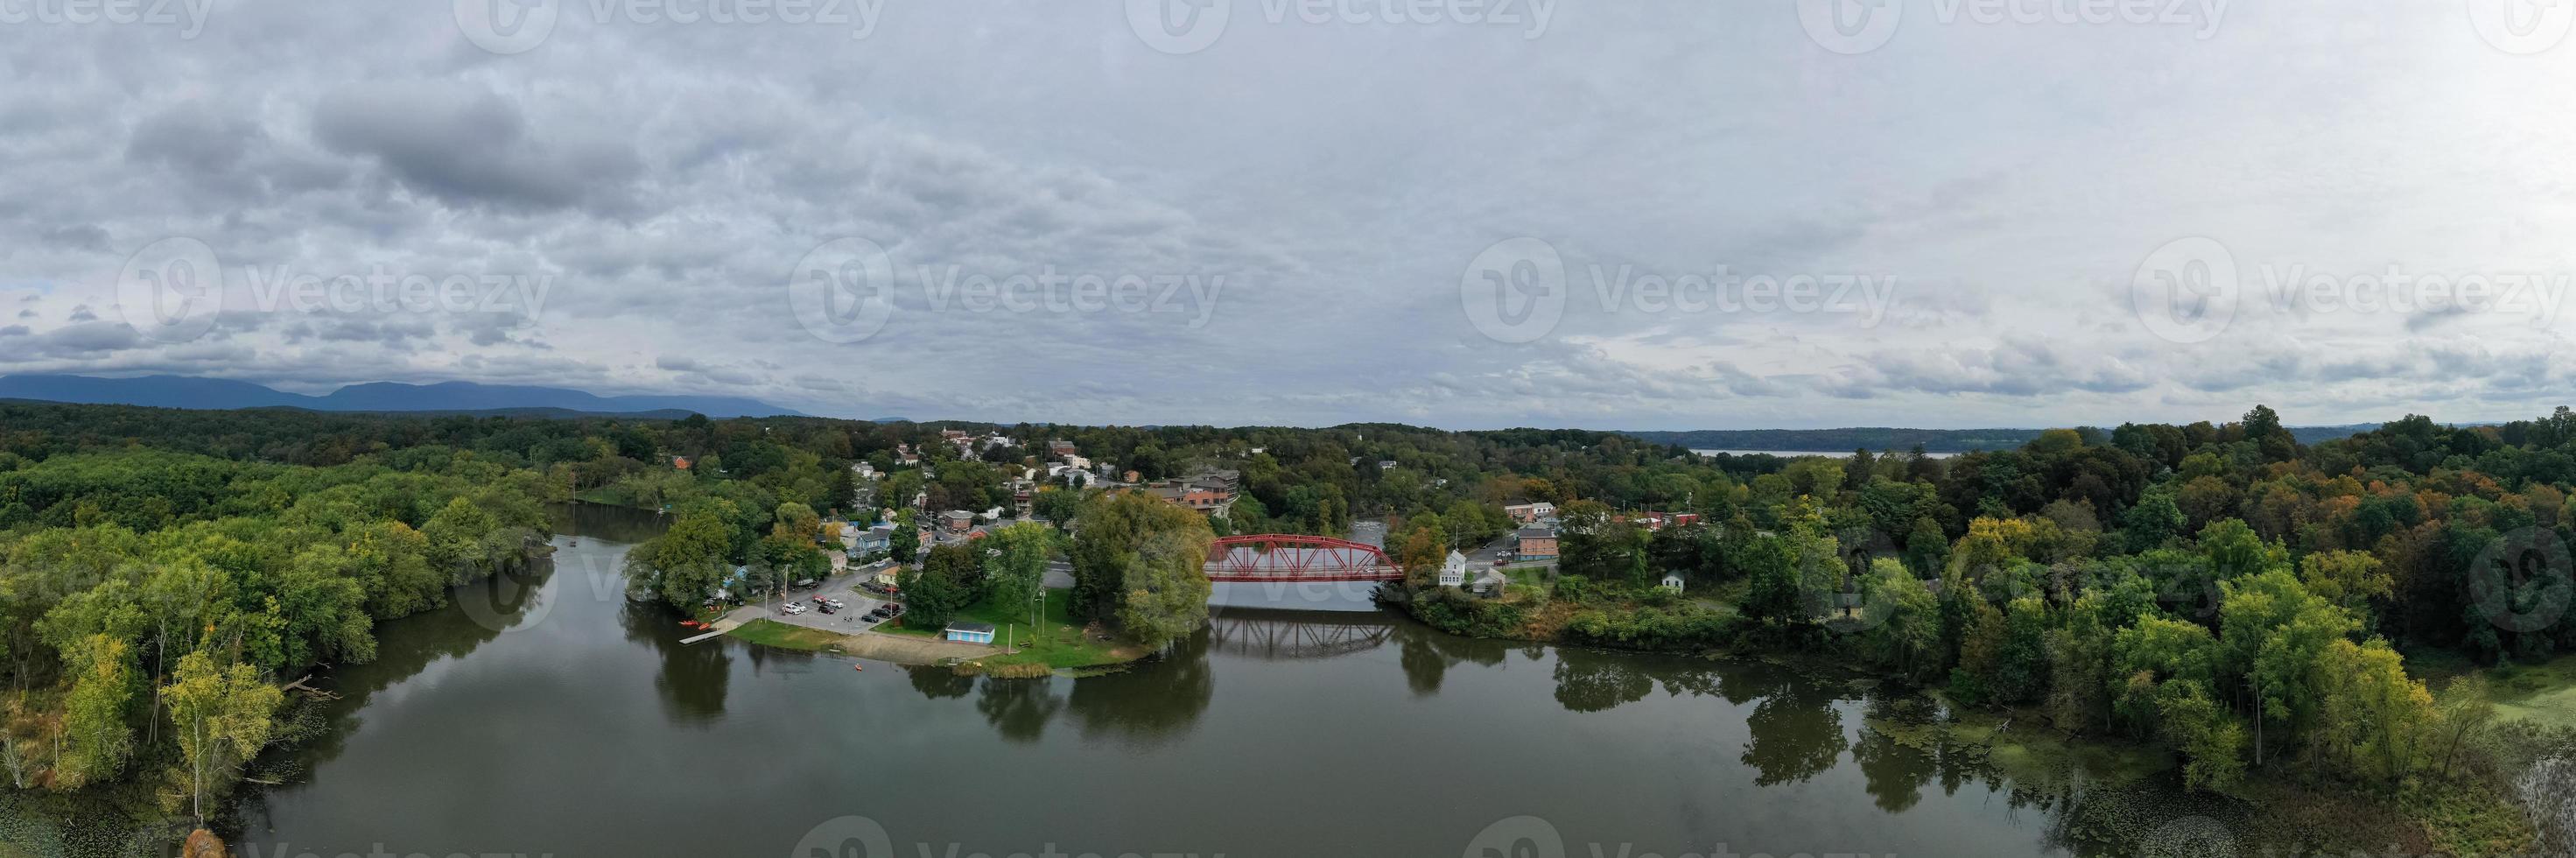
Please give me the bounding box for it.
[2481,654,2576,728]
[2405,647,2576,729]
[726,619,849,651]
[878,587,1134,670]
[1690,578,1751,618]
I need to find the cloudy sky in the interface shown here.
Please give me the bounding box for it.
[4,0,2574,430]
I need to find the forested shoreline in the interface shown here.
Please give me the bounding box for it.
[6,400,2576,854]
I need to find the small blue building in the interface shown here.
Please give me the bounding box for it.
[944,622,996,644]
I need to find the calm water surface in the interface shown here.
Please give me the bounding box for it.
[237,503,2110,858]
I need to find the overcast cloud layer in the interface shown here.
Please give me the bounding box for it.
[4,1,2572,430]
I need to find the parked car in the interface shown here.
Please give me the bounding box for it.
[780,603,807,615]
[820,598,846,608]
[818,604,838,614]
[791,579,819,590]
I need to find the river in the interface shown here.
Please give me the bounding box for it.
[231,503,2157,858]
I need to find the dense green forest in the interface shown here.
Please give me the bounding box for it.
[4,400,2575,852]
[0,448,558,835]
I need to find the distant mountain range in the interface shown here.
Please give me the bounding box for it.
[1620,424,2386,454]
[0,375,804,418]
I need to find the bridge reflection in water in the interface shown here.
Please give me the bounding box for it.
[1206,608,1399,660]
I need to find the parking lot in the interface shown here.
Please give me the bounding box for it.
[757,560,902,634]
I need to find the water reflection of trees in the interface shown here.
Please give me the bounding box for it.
[1064,631,1212,748]
[1541,652,1855,789]
[250,582,512,772]
[1850,697,1939,813]
[888,628,1218,748]
[620,599,731,724]
[1397,622,1507,696]
[977,678,1063,742]
[906,665,974,700]
[1550,648,1655,713]
[549,502,674,545]
[1735,675,1847,787]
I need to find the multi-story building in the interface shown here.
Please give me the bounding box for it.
[1503,502,1556,524]
[1514,527,1559,559]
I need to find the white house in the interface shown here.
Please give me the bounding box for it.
[1660,571,1686,592]
[1437,550,1468,587]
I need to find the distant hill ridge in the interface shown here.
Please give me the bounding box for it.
[0,374,804,418]
[1621,424,2383,454]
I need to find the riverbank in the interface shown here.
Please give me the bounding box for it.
[726,619,1015,665]
[867,587,1144,672]
[722,584,1148,673]
[1392,585,2544,857]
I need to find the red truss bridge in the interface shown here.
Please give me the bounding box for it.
[1204,534,1402,583]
